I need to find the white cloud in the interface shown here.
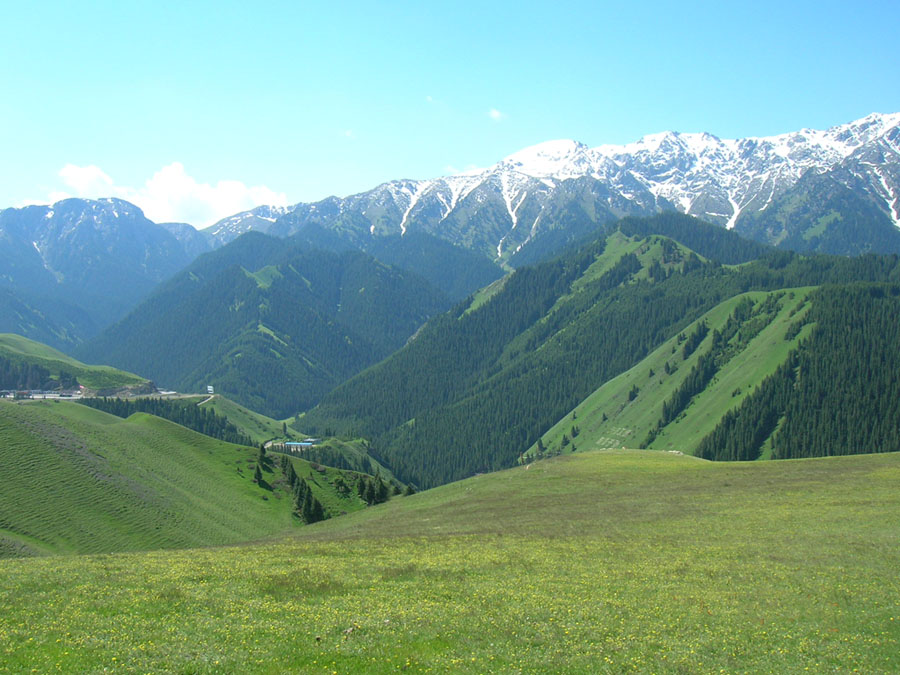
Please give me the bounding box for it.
[38,162,288,228]
[488,108,506,122]
[59,164,115,194]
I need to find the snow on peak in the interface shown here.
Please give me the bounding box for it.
[833,111,900,134]
[497,139,591,179]
[597,131,684,158]
[195,112,900,255]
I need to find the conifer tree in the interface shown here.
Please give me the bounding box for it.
[310,498,325,523]
[301,491,314,522]
[375,476,389,504]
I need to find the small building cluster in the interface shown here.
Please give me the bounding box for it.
[1,389,83,400]
[284,438,321,451]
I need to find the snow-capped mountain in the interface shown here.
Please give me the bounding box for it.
[211,112,900,261]
[593,112,900,230]
[3,114,897,350]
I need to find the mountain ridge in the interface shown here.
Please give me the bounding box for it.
[74,233,451,417]
[2,113,897,354]
[0,198,203,348]
[208,111,900,262]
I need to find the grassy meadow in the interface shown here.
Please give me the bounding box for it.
[1,449,898,672]
[0,400,297,556]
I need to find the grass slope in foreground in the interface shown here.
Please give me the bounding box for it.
[1,449,898,672]
[0,333,150,393]
[0,400,296,556]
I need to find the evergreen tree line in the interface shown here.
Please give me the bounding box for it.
[656,295,784,432]
[679,319,709,360]
[271,444,381,476]
[279,455,326,523]
[660,350,718,427]
[302,224,900,488]
[355,472,395,505]
[78,397,254,447]
[0,356,79,391]
[695,353,799,461]
[696,284,900,461]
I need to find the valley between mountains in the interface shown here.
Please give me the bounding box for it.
[4,208,900,537]
[1,113,900,672]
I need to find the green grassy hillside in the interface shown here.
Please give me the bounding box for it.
[530,282,900,464]
[192,393,297,444]
[527,287,815,459]
[1,449,897,672]
[173,394,398,480]
[0,399,297,556]
[282,455,371,518]
[0,333,149,392]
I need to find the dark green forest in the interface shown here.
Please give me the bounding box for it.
[613,212,772,264]
[302,217,900,488]
[290,226,505,301]
[645,294,786,446]
[696,284,900,461]
[0,356,79,391]
[279,455,327,524]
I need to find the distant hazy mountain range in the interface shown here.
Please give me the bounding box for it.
[1,112,898,351]
[0,198,194,349]
[74,233,451,417]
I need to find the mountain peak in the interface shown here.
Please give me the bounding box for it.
[49,196,147,222]
[498,139,590,178]
[837,111,900,130]
[200,111,900,259]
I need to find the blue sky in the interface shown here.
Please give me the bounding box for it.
[2,0,898,226]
